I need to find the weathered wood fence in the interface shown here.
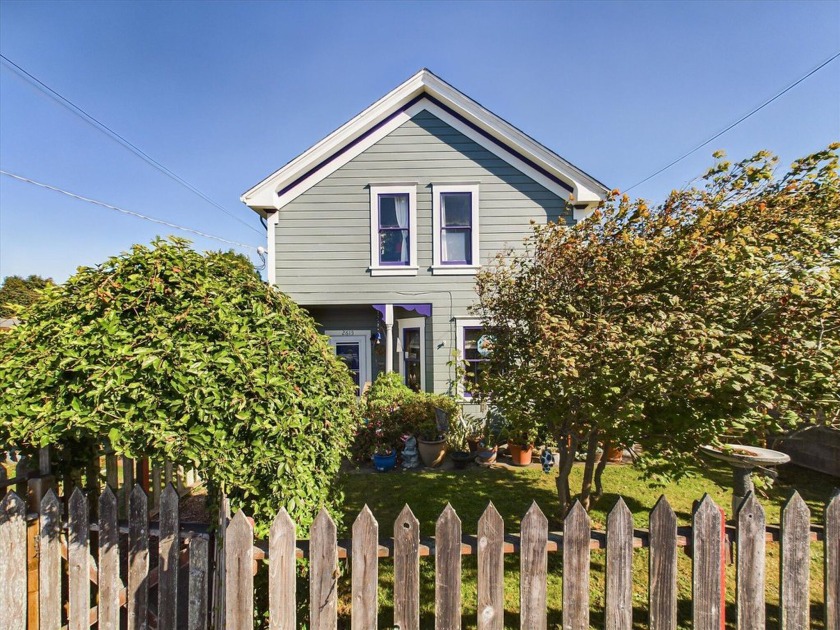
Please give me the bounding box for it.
[1,487,837,629]
[1,446,200,514]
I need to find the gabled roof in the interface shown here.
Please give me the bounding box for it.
[241,69,609,213]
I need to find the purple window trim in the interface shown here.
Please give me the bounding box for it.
[372,304,432,318]
[378,193,410,266]
[440,192,473,265]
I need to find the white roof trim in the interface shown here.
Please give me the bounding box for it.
[241,69,609,211]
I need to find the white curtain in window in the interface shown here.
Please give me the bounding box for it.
[394,194,409,263]
[443,231,470,262]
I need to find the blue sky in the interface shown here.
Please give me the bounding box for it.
[1,0,838,282]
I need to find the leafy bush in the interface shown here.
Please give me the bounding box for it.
[0,237,358,534]
[352,373,460,460]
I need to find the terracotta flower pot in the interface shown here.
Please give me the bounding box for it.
[606,446,623,463]
[417,438,447,467]
[508,443,534,466]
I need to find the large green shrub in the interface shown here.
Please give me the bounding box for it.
[0,237,358,534]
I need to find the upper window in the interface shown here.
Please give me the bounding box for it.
[379,194,410,265]
[432,184,480,274]
[369,184,418,276]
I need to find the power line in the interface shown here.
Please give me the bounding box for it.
[624,50,840,193]
[1,170,257,251]
[0,53,263,236]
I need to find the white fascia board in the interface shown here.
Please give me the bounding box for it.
[419,73,608,203]
[241,71,428,209]
[241,69,609,211]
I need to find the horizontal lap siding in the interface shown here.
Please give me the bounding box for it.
[275,109,571,394]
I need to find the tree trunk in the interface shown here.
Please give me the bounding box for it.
[554,432,577,516]
[593,436,610,499]
[579,430,601,510]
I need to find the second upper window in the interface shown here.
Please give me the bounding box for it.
[432,184,480,274]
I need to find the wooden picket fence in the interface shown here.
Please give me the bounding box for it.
[0,446,200,514]
[0,487,838,629]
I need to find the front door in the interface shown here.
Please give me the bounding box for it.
[326,331,371,396]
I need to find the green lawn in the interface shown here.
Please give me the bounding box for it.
[333,458,837,629]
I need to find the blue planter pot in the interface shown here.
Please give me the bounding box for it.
[373,451,397,472]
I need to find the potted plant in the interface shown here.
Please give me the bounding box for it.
[372,444,397,472]
[507,424,538,466]
[415,418,447,467]
[446,412,473,470]
[475,430,499,464]
[460,413,484,453]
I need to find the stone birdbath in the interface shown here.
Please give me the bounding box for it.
[700,443,790,516]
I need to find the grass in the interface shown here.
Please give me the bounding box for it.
[332,458,838,629]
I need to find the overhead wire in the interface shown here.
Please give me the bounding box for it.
[0,53,263,236]
[623,50,840,193]
[0,170,257,251]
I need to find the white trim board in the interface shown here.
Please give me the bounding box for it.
[396,316,426,392]
[368,183,418,276]
[431,183,481,275]
[241,69,609,212]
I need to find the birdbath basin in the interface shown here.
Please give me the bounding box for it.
[700,444,790,516]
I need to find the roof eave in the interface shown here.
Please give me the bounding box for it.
[241,69,609,212]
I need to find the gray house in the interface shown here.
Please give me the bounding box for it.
[242,69,608,400]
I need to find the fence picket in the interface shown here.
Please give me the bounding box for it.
[189,536,209,630]
[105,452,118,490]
[39,489,62,630]
[225,511,254,630]
[159,484,180,630]
[98,487,120,630]
[692,495,722,630]
[606,498,633,630]
[352,506,378,630]
[649,496,677,630]
[212,496,230,630]
[736,493,765,630]
[0,463,7,495]
[827,491,840,630]
[15,456,29,497]
[394,505,420,630]
[520,502,547,630]
[780,492,810,630]
[0,492,27,630]
[436,503,462,630]
[563,501,590,630]
[68,488,89,630]
[151,463,161,511]
[269,508,296,630]
[477,503,504,630]
[122,457,134,518]
[128,484,149,630]
[310,508,338,630]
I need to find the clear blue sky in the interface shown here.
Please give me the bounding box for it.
[1,0,838,282]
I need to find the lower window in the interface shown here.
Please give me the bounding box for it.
[462,326,487,397]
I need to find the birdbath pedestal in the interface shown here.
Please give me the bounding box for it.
[700,444,790,516]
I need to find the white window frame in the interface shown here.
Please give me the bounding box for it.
[455,317,482,399]
[432,183,480,275]
[396,316,426,391]
[369,183,418,276]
